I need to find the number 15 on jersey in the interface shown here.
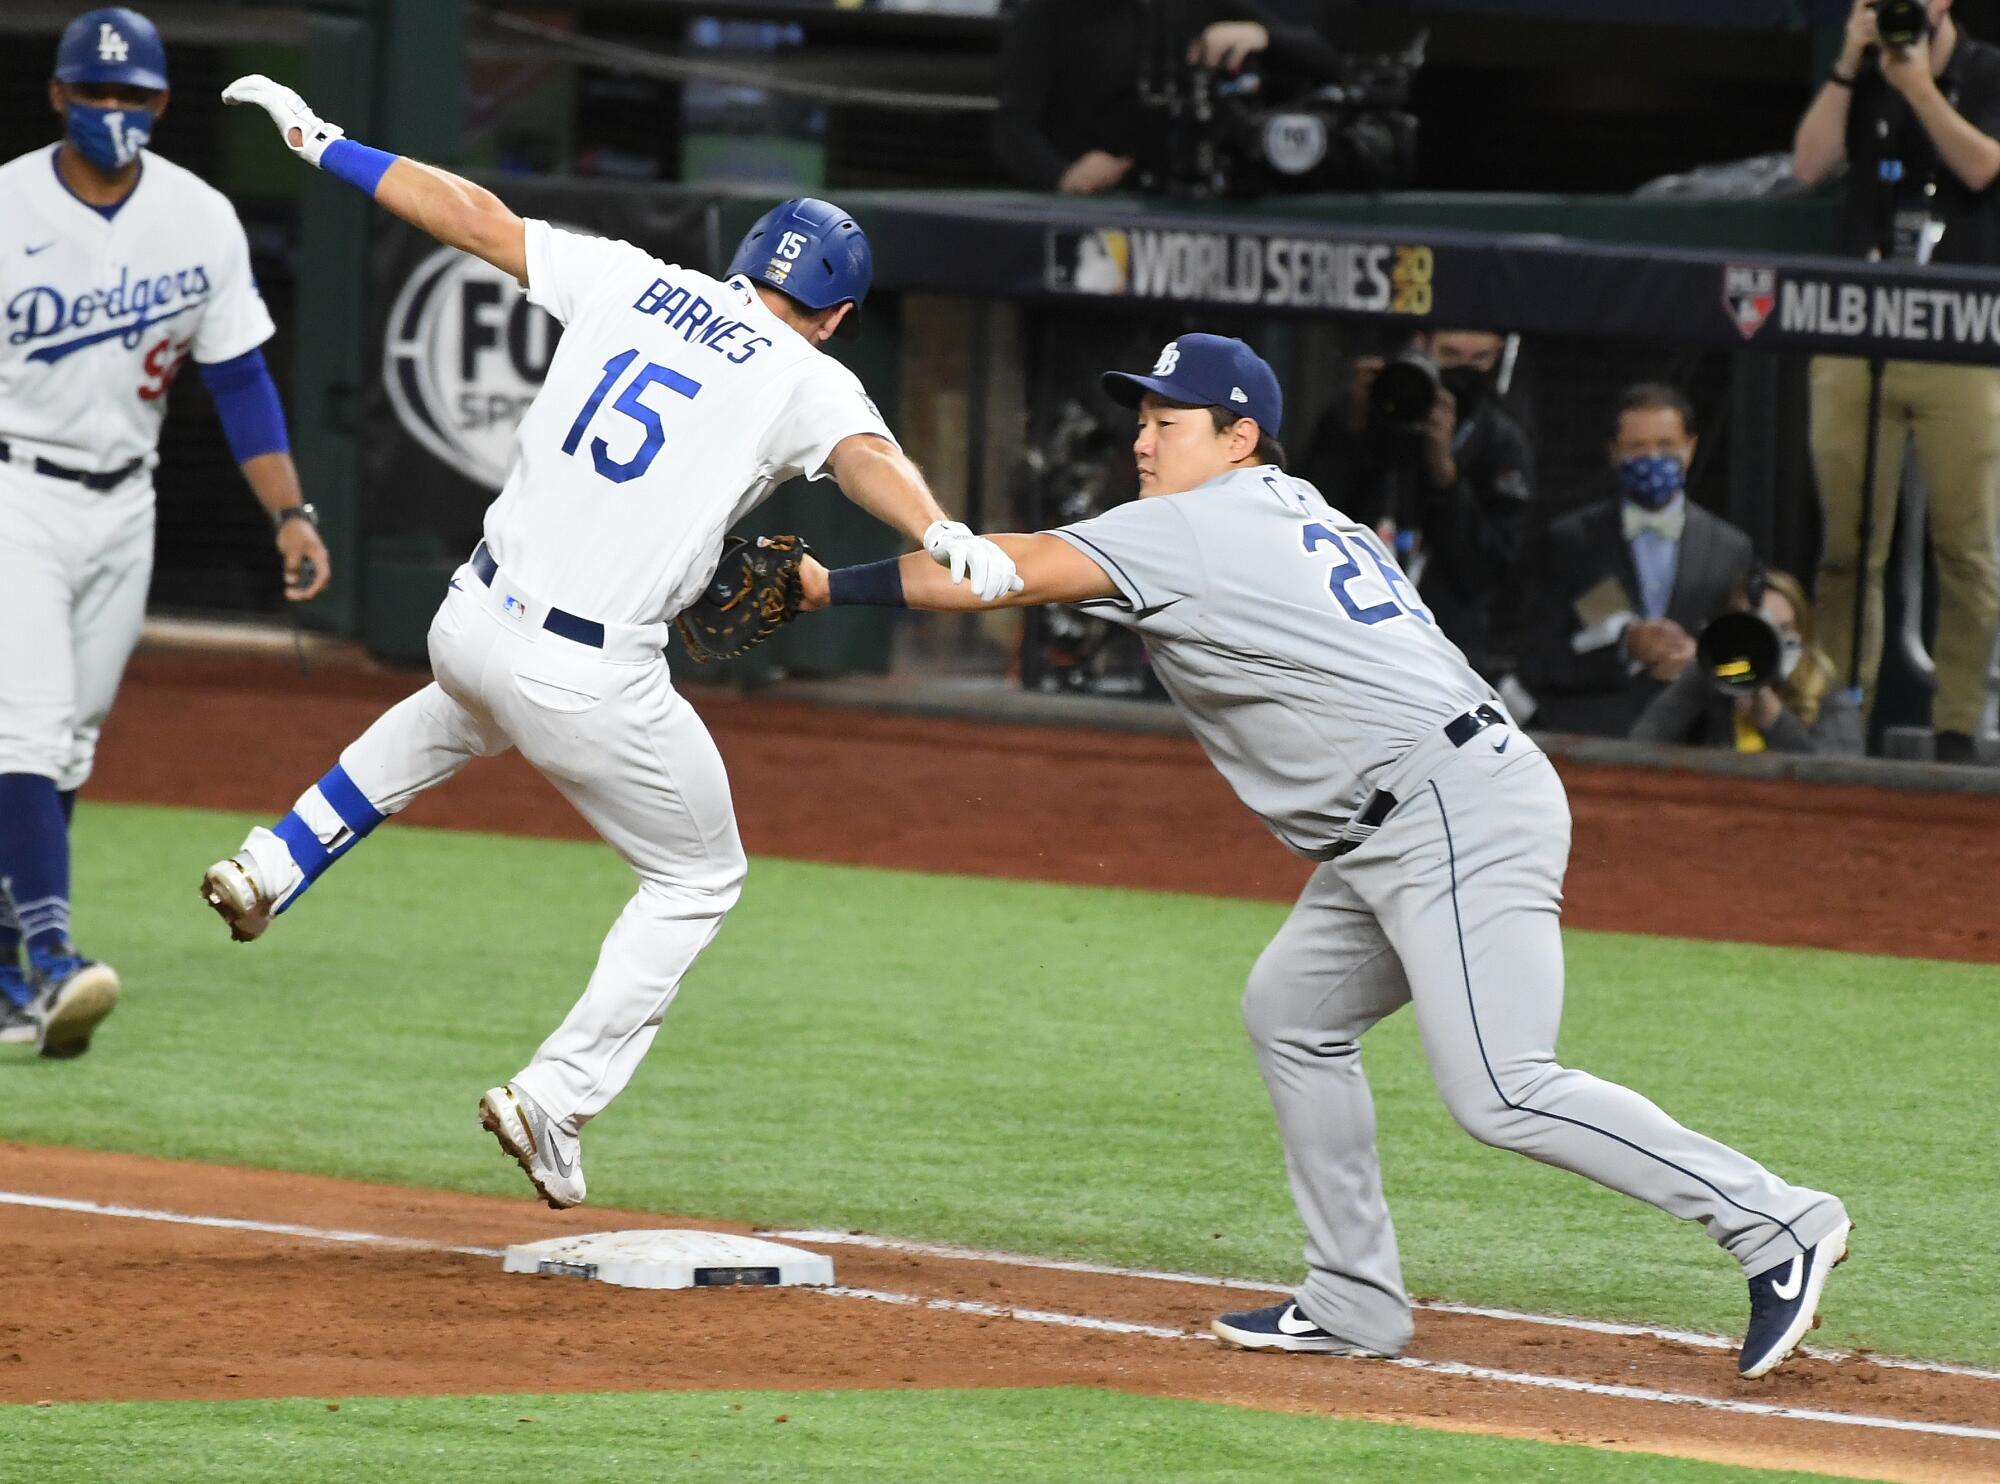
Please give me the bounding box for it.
[562,349,703,485]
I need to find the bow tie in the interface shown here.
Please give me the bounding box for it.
[1623,499,1686,543]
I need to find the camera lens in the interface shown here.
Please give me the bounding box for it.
[1877,0,1929,49]
[1370,353,1440,431]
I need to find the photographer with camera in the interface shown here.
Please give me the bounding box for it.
[1631,569,1864,755]
[1792,0,2000,763]
[1520,384,1754,737]
[991,1,1424,194]
[1296,329,1533,680]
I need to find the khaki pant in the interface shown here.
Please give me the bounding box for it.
[1809,356,2000,735]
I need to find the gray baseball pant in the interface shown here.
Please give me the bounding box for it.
[1242,730,1848,1355]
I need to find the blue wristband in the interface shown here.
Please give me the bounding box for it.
[321,138,397,197]
[827,558,907,608]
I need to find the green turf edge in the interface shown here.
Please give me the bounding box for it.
[0,1387,1873,1484]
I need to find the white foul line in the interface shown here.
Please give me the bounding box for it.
[767,1227,2000,1385]
[808,1284,2000,1443]
[5,1189,1997,1445]
[0,1190,507,1260]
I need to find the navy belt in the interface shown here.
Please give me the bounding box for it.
[1334,704,1508,856]
[469,542,606,648]
[0,438,145,492]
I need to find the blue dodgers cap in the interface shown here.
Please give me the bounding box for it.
[1102,334,1283,437]
[54,7,168,92]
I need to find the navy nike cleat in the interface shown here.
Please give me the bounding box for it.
[28,955,120,1060]
[1211,1301,1389,1356]
[1739,1218,1852,1378]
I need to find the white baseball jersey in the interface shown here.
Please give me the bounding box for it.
[0,145,274,475]
[1051,465,1496,856]
[484,220,895,627]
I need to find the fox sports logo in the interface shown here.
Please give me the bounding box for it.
[383,241,563,490]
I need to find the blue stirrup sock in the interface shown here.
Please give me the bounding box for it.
[0,773,73,963]
[269,763,387,913]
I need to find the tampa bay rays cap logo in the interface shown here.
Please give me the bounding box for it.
[98,21,129,61]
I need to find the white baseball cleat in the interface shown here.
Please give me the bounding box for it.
[478,1082,586,1209]
[200,852,275,942]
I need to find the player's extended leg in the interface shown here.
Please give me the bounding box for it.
[1220,863,1416,1357]
[0,482,125,1057]
[202,680,511,940]
[1346,740,1849,1376]
[474,628,746,1208]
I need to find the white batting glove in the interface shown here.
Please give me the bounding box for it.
[221,74,346,167]
[923,520,1024,604]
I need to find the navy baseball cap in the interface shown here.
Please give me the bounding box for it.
[1103,334,1283,437]
[55,8,168,92]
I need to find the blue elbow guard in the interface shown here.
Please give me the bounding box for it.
[199,349,290,462]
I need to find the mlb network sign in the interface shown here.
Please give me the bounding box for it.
[1048,226,1436,316]
[1726,263,2000,352]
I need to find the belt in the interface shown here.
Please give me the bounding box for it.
[0,438,145,492]
[1333,704,1507,857]
[469,542,606,648]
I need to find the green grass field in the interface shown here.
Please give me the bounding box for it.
[8,802,1994,1366]
[0,1388,1877,1484]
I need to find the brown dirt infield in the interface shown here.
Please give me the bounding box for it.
[6,647,1998,1482]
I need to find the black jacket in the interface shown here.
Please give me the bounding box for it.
[1521,496,1754,737]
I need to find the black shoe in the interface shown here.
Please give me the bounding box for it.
[1934,731,1978,765]
[1739,1219,1852,1378]
[1210,1301,1389,1356]
[28,955,121,1060]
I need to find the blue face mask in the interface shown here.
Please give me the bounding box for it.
[65,102,151,171]
[1618,453,1684,510]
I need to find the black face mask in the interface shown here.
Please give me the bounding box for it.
[1438,364,1494,423]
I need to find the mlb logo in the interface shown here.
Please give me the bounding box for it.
[1724,266,1777,341]
[503,594,528,621]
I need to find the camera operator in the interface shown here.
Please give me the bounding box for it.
[1631,569,1865,755]
[1295,329,1533,680]
[991,1,1423,193]
[1519,383,1754,738]
[1792,0,2000,763]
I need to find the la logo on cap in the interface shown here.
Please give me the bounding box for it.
[97,23,128,61]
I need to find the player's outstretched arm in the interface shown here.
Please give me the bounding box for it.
[828,434,1024,603]
[800,535,1115,614]
[222,75,525,281]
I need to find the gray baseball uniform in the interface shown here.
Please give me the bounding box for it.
[1051,465,1848,1355]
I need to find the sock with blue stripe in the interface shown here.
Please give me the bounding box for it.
[265,763,388,913]
[0,773,73,966]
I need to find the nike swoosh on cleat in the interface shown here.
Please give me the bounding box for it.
[1275,1305,1324,1336]
[1770,1255,1805,1302]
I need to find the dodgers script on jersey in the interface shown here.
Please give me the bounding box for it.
[485,220,895,626]
[0,146,274,474]
[1051,466,1495,856]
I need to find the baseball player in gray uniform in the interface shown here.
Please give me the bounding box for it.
[802,333,1851,1380]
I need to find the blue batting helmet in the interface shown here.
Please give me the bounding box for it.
[54,8,168,92]
[726,198,872,314]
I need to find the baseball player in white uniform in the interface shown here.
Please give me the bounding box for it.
[801,334,1852,1380]
[0,9,330,1058]
[198,76,1020,1209]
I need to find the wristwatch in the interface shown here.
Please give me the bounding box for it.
[272,502,318,532]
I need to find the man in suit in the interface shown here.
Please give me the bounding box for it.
[1521,383,1754,737]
